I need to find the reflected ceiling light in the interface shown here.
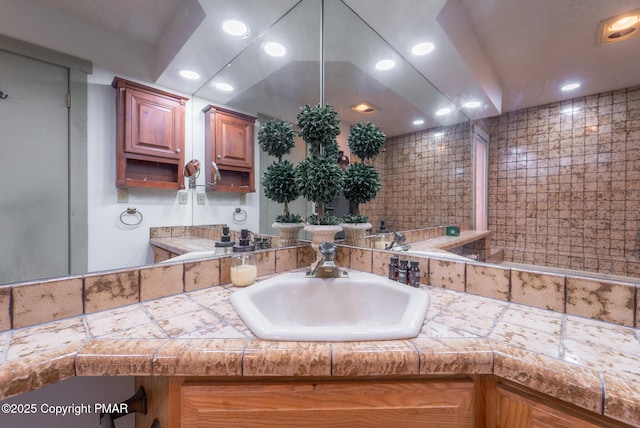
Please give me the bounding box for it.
[263,41,286,57]
[214,82,234,92]
[179,69,200,80]
[597,9,640,45]
[411,42,434,55]
[562,106,580,114]
[561,82,581,91]
[221,19,250,38]
[375,59,395,70]
[412,119,425,125]
[350,102,380,113]
[463,100,482,109]
[436,107,452,116]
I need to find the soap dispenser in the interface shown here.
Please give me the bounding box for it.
[214,226,235,255]
[374,220,393,249]
[230,229,257,287]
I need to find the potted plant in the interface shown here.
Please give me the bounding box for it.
[294,104,344,254]
[258,119,304,246]
[341,121,385,246]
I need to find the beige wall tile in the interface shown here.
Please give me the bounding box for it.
[350,247,372,272]
[510,269,565,312]
[185,258,220,292]
[12,277,83,329]
[466,263,510,301]
[256,250,276,277]
[371,250,389,276]
[139,263,183,302]
[297,245,316,269]
[566,276,635,326]
[428,259,465,291]
[275,248,297,272]
[335,245,350,268]
[84,269,139,313]
[0,287,10,331]
[220,256,231,285]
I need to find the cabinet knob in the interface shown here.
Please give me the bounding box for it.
[217,154,222,159]
[176,149,181,154]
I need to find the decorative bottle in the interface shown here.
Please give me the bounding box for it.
[408,261,421,287]
[398,259,409,284]
[388,256,399,281]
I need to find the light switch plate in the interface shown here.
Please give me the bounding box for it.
[117,188,129,203]
[197,192,206,205]
[178,191,188,204]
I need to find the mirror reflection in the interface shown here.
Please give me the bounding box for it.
[1,0,637,287]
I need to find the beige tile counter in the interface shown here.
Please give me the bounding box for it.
[1,270,639,426]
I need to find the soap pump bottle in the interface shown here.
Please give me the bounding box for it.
[408,261,421,287]
[230,229,257,287]
[214,226,235,255]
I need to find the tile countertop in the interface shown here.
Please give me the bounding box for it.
[1,272,639,427]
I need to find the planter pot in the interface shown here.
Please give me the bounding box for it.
[340,222,372,247]
[304,224,343,261]
[272,222,305,247]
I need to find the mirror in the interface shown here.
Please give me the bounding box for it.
[2,0,634,287]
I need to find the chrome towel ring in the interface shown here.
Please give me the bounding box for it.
[233,207,247,224]
[119,207,143,226]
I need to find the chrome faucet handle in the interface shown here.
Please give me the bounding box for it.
[318,242,337,260]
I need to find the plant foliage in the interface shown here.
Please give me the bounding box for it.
[257,119,295,160]
[295,155,343,205]
[263,161,298,205]
[342,163,381,213]
[348,121,386,160]
[296,104,341,157]
[275,213,304,223]
[342,213,369,224]
[307,214,342,225]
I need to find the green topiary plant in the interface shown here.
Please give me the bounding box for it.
[258,119,301,220]
[295,104,344,221]
[342,121,386,217]
[341,213,370,224]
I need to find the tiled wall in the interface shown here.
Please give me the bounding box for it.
[363,121,473,231]
[487,87,640,277]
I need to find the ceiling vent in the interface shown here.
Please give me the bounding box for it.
[597,9,640,46]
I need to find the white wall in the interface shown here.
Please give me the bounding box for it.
[87,69,259,272]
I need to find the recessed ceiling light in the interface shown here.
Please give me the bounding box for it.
[263,42,286,57]
[609,15,640,31]
[463,100,482,109]
[413,119,425,125]
[411,42,434,56]
[597,9,640,45]
[375,59,395,70]
[179,70,200,80]
[436,107,452,116]
[561,82,581,91]
[350,102,380,114]
[221,19,250,38]
[214,82,234,92]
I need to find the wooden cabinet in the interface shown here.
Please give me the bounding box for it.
[137,377,476,428]
[203,105,257,193]
[112,77,189,189]
[495,381,631,428]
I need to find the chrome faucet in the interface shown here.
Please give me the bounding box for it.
[306,242,349,278]
[387,232,411,251]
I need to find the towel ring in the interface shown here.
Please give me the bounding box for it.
[233,207,247,224]
[120,207,143,226]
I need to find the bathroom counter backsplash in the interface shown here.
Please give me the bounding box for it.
[1,276,639,425]
[0,242,639,426]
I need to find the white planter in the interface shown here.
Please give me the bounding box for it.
[271,222,305,247]
[304,224,343,261]
[340,222,372,247]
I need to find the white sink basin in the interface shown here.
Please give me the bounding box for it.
[230,271,429,341]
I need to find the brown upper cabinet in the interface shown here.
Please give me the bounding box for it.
[112,77,189,189]
[203,105,257,193]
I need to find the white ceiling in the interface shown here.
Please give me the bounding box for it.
[10,0,640,134]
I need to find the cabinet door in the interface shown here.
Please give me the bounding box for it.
[125,87,183,160]
[179,378,475,428]
[214,112,254,169]
[497,385,612,428]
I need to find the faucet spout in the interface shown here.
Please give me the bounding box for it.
[306,242,349,278]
